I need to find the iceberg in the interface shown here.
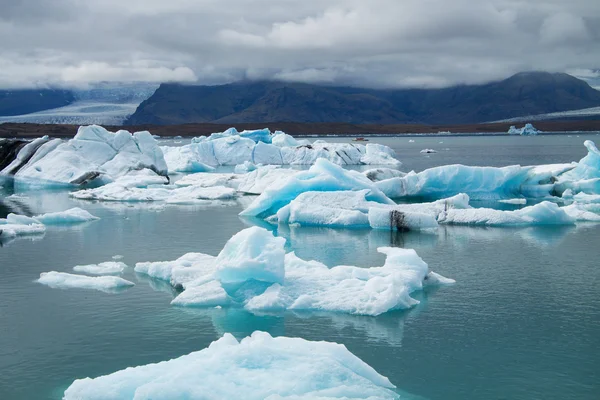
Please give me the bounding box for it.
[241,159,394,218]
[1,125,168,187]
[37,272,134,292]
[160,129,400,172]
[508,123,540,135]
[63,331,399,400]
[32,207,99,225]
[71,180,236,203]
[73,262,127,275]
[0,207,98,238]
[439,201,575,226]
[375,164,530,200]
[420,149,437,154]
[0,222,45,238]
[137,227,454,316]
[215,227,286,285]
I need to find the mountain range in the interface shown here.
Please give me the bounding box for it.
[1,72,600,126]
[125,72,600,125]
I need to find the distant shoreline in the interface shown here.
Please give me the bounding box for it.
[1,120,600,138]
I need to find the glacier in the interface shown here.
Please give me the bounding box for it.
[0,125,168,187]
[63,331,399,400]
[37,272,134,292]
[135,227,454,316]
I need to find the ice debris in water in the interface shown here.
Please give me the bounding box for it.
[63,331,399,400]
[0,125,168,187]
[0,208,98,238]
[508,123,540,135]
[37,272,134,292]
[73,262,127,275]
[135,227,454,316]
[420,149,437,154]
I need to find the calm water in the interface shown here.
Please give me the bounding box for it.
[1,134,599,399]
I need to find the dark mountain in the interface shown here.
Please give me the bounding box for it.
[126,72,600,125]
[0,89,75,116]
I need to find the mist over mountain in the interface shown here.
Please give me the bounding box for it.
[126,72,600,125]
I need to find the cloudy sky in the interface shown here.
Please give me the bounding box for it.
[1,0,599,89]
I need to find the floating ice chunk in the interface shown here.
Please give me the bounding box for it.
[498,198,527,205]
[2,125,168,186]
[271,131,299,147]
[376,164,529,200]
[112,255,124,260]
[163,227,453,315]
[360,143,402,167]
[562,203,600,221]
[275,190,390,228]
[439,201,575,226]
[508,123,540,135]
[570,192,600,203]
[409,139,415,143]
[234,161,257,174]
[363,168,406,182]
[559,140,600,182]
[241,159,394,218]
[135,253,217,288]
[33,207,99,225]
[63,331,398,400]
[175,172,240,189]
[420,149,437,154]
[73,262,127,275]
[215,226,286,285]
[37,272,134,292]
[71,182,236,203]
[161,145,216,173]
[236,166,298,194]
[0,223,45,238]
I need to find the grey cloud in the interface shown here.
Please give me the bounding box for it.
[0,0,599,89]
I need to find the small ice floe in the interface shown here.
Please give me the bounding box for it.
[420,149,437,154]
[37,272,134,292]
[498,198,527,205]
[73,262,127,275]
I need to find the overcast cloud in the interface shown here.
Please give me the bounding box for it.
[1,0,599,89]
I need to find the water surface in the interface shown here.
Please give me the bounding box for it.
[1,134,599,399]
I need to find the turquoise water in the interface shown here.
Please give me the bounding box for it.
[1,134,600,399]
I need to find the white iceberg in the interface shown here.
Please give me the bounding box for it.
[0,222,45,238]
[137,227,454,316]
[71,178,236,203]
[241,159,394,218]
[439,201,575,226]
[0,207,98,239]
[420,149,437,154]
[1,125,168,187]
[215,227,287,285]
[73,262,127,275]
[32,207,99,225]
[160,129,400,172]
[508,123,540,135]
[63,331,399,400]
[37,272,134,292]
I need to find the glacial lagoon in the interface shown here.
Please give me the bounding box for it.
[1,133,600,399]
